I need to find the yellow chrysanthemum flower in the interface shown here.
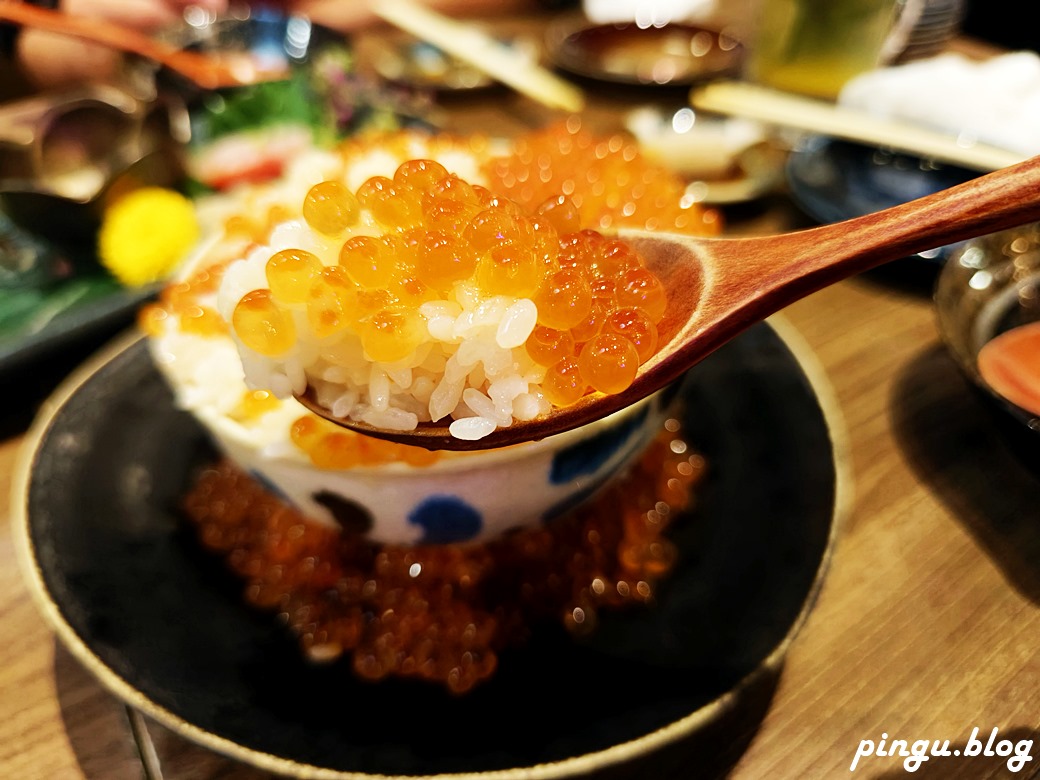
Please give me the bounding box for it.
[98,187,200,287]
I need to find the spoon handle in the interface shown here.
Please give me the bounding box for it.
[827,152,1040,262]
[641,152,1040,394]
[735,152,1040,295]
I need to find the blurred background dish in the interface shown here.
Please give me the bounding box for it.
[883,0,967,64]
[0,205,156,375]
[0,86,185,374]
[785,134,978,265]
[0,6,433,375]
[624,105,765,180]
[0,85,189,244]
[357,29,541,93]
[545,13,744,87]
[686,141,788,205]
[624,105,785,204]
[160,8,433,194]
[935,225,1040,475]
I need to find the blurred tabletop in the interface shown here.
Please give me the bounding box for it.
[0,12,1038,780]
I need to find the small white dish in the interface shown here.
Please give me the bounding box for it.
[624,106,783,203]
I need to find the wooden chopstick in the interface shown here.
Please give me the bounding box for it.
[690,80,1024,172]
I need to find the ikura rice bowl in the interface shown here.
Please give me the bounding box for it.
[144,121,719,544]
[216,125,712,441]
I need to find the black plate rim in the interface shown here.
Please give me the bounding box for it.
[12,316,852,779]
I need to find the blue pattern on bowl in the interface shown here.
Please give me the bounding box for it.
[179,370,674,545]
[549,404,649,483]
[541,472,614,523]
[409,495,484,544]
[311,490,374,536]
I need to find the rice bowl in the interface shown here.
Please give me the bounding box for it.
[145,122,717,543]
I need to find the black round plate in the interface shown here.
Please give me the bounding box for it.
[14,319,845,778]
[785,134,980,265]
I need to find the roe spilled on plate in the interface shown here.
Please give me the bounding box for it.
[216,122,718,441]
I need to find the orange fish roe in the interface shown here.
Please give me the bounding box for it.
[181,413,707,694]
[230,389,282,422]
[138,260,229,338]
[225,204,296,244]
[290,414,442,468]
[230,162,675,413]
[484,118,723,235]
[140,249,446,468]
[232,289,298,357]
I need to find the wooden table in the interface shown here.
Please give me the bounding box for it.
[1,16,1038,780]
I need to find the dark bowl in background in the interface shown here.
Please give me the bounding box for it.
[545,12,744,87]
[786,135,979,268]
[935,225,1040,475]
[0,86,188,246]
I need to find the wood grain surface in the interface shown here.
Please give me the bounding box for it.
[0,17,1037,780]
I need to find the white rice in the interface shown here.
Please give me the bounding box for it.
[193,136,558,442]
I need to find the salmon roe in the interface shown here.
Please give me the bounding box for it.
[182,413,707,694]
[232,289,297,357]
[230,160,676,405]
[139,261,228,338]
[141,255,446,469]
[483,118,722,236]
[302,180,360,237]
[290,414,443,468]
[148,125,719,452]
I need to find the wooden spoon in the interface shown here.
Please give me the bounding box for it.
[297,152,1040,451]
[0,2,289,90]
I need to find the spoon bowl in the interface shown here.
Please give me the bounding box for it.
[299,152,1040,451]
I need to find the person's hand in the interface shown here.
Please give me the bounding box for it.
[16,0,229,89]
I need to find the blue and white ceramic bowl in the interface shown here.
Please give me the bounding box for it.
[147,91,678,547]
[197,387,675,546]
[151,216,676,548]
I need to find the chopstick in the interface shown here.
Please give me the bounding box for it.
[690,80,1024,172]
[370,0,586,113]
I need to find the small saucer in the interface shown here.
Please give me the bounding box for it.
[545,15,744,86]
[0,86,189,244]
[624,106,784,204]
[686,142,788,205]
[0,204,157,376]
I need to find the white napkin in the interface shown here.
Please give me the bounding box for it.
[838,52,1040,158]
